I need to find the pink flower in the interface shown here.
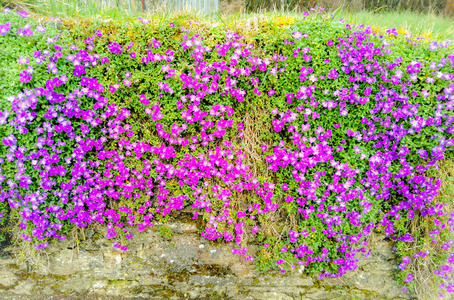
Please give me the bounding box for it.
[292,31,302,39]
[140,94,149,105]
[36,25,46,33]
[18,57,29,64]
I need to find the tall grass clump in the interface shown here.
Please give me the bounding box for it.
[337,9,454,41]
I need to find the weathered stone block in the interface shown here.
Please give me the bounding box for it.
[0,226,412,299]
[0,270,18,287]
[48,249,79,275]
[78,250,104,271]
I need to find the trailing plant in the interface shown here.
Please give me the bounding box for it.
[1,6,454,297]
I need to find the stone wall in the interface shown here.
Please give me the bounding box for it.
[0,221,410,299]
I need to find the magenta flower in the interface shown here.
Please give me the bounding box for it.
[0,22,10,35]
[19,70,32,83]
[16,10,28,18]
[285,195,293,203]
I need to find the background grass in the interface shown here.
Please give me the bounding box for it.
[335,9,454,40]
[2,1,453,40]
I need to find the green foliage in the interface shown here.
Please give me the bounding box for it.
[0,201,8,244]
[157,225,174,240]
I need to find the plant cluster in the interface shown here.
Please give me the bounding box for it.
[1,7,454,297]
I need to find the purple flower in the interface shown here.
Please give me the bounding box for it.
[399,256,411,270]
[108,42,122,55]
[404,273,413,283]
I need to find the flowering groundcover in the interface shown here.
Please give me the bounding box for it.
[1,7,454,297]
